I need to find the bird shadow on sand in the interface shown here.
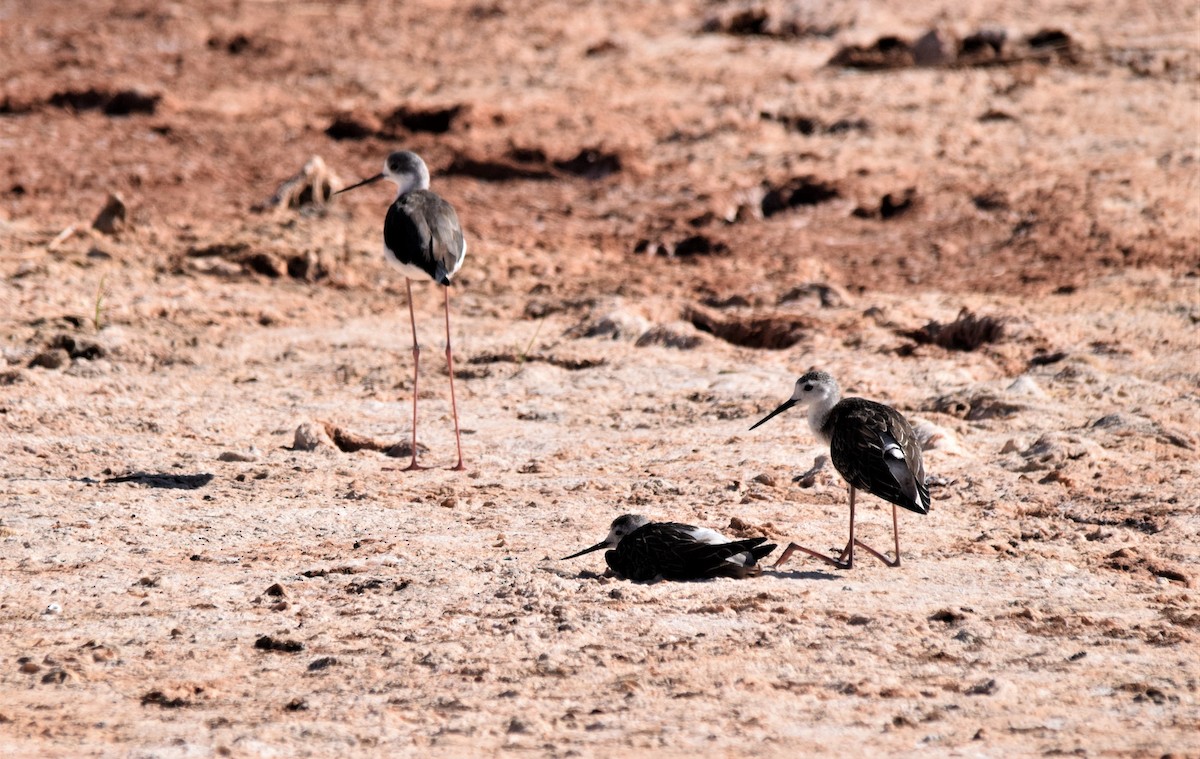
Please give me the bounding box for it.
[104,472,214,490]
[764,568,842,581]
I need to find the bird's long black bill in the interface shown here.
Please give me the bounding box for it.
[749,398,797,431]
[334,172,385,195]
[561,541,608,561]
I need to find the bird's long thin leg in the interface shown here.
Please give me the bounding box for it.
[443,285,465,471]
[853,502,902,568]
[773,542,851,570]
[772,486,855,571]
[892,503,901,566]
[840,486,856,569]
[404,278,424,471]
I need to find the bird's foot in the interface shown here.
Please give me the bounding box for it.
[773,542,851,570]
[854,539,900,568]
[403,460,427,472]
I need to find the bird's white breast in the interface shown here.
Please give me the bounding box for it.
[383,246,437,282]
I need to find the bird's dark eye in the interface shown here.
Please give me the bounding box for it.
[804,384,813,392]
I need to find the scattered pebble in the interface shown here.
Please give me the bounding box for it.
[92,192,127,234]
[292,422,334,451]
[966,678,999,696]
[572,306,651,341]
[255,635,304,653]
[218,450,260,463]
[307,657,337,671]
[29,349,70,370]
[634,323,703,350]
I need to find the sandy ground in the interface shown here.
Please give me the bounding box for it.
[2,0,1199,756]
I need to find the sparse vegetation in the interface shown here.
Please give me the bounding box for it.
[906,308,1006,351]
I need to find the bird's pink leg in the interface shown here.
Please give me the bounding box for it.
[773,487,856,571]
[443,286,465,471]
[773,542,851,570]
[854,502,902,568]
[403,278,424,471]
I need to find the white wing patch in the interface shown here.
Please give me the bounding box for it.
[882,435,921,507]
[684,526,731,545]
[723,550,753,567]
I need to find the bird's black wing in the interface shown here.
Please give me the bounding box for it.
[607,523,775,582]
[829,398,929,514]
[385,190,465,285]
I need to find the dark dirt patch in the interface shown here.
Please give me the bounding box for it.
[685,305,808,350]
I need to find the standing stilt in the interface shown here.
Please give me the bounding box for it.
[335,150,469,472]
[751,371,930,570]
[444,287,465,471]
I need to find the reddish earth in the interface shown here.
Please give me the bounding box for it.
[1,1,1198,756]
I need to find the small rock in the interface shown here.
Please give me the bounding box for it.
[255,635,304,653]
[507,717,530,733]
[41,669,70,685]
[635,323,703,350]
[307,656,337,671]
[48,334,105,360]
[29,349,70,370]
[19,661,41,674]
[292,422,333,451]
[141,690,190,708]
[778,282,850,308]
[929,608,966,625]
[265,583,286,597]
[1019,433,1093,471]
[913,28,952,66]
[792,454,830,487]
[1006,375,1047,397]
[91,193,127,234]
[218,450,260,463]
[751,473,776,487]
[574,308,651,341]
[966,678,999,696]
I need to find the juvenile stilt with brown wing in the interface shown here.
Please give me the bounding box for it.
[750,371,930,569]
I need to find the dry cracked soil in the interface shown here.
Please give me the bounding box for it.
[1,0,1199,757]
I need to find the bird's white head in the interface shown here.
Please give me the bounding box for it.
[335,150,431,199]
[789,370,840,407]
[561,514,649,560]
[382,150,431,196]
[749,370,842,439]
